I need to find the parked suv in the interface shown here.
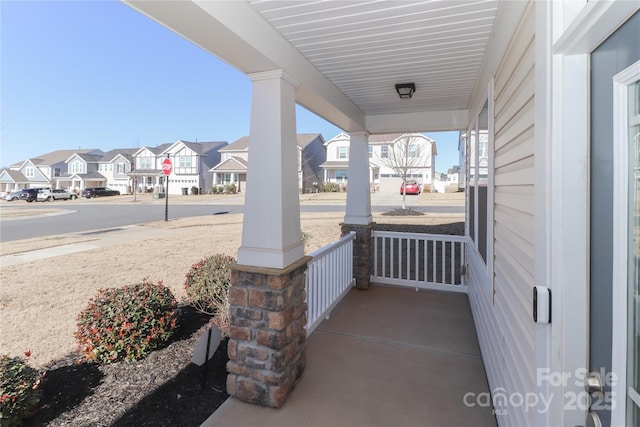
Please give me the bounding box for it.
[82,187,120,198]
[37,189,78,202]
[18,188,48,202]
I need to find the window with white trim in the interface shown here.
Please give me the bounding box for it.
[336,146,349,159]
[175,155,196,174]
[381,145,389,158]
[25,167,34,178]
[70,161,85,174]
[138,157,152,170]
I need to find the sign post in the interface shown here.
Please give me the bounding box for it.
[162,155,172,221]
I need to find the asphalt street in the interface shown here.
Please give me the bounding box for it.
[0,193,464,242]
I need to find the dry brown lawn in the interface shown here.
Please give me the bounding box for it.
[0,211,463,368]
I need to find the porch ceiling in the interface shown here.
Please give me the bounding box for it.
[124,0,504,133]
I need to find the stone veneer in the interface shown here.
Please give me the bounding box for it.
[226,256,310,408]
[340,223,374,290]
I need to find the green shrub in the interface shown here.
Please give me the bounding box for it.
[75,279,178,364]
[191,186,199,195]
[184,254,235,317]
[321,182,341,192]
[223,183,237,194]
[0,354,42,426]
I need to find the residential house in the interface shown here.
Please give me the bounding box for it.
[321,132,436,192]
[160,140,227,195]
[131,143,172,193]
[124,2,640,426]
[56,153,106,193]
[0,149,100,194]
[98,149,138,194]
[210,133,325,193]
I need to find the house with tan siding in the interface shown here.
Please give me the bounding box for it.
[210,133,325,193]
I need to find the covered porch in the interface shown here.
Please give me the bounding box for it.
[205,285,495,426]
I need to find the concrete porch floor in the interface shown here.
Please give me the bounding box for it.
[203,285,496,427]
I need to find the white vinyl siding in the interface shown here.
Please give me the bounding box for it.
[468,3,536,427]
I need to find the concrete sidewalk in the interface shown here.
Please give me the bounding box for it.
[203,286,495,427]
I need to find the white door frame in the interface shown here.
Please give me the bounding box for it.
[549,2,640,426]
[611,58,640,427]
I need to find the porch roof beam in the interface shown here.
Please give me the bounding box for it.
[366,109,469,134]
[123,0,366,133]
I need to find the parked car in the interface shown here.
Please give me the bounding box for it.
[400,180,421,195]
[18,188,48,202]
[4,191,22,201]
[82,187,120,198]
[37,189,78,202]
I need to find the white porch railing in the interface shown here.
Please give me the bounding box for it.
[305,231,356,336]
[372,231,467,293]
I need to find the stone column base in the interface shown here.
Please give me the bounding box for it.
[227,256,310,408]
[341,223,375,290]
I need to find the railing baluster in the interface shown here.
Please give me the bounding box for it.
[369,231,468,291]
[451,242,455,285]
[304,232,356,336]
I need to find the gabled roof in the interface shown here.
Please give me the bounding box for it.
[134,143,173,157]
[220,136,250,152]
[66,153,103,163]
[161,140,228,156]
[100,148,138,162]
[10,149,102,169]
[0,169,28,183]
[323,132,350,146]
[297,133,324,149]
[181,140,228,154]
[222,134,322,152]
[210,156,248,172]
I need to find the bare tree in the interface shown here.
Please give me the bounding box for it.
[374,134,432,209]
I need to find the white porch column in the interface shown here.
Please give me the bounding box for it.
[237,70,304,269]
[344,131,372,225]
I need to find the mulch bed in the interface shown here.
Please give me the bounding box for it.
[381,208,424,216]
[24,307,229,427]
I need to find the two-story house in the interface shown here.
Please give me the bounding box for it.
[160,140,227,195]
[321,132,437,192]
[97,149,138,194]
[131,143,173,193]
[209,133,325,193]
[0,149,101,194]
[55,153,107,193]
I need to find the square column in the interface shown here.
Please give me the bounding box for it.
[342,131,374,289]
[344,131,372,225]
[227,257,310,408]
[238,70,304,269]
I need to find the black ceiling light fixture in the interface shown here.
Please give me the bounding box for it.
[395,82,416,99]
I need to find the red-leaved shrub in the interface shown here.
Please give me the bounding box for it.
[0,354,43,426]
[75,279,178,364]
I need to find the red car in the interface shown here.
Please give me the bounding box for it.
[400,180,421,195]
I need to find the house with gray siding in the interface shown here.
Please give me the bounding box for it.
[0,149,101,193]
[210,133,325,193]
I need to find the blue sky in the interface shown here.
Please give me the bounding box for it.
[1,1,461,171]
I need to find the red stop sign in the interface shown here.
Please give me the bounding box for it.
[162,157,172,175]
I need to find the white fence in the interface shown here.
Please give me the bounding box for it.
[372,231,467,293]
[305,232,356,336]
